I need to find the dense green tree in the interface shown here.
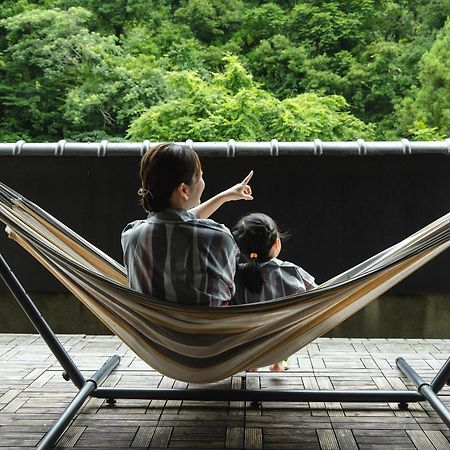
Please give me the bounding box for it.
[245,35,308,98]
[52,0,171,36]
[0,7,118,139]
[64,55,168,139]
[174,0,244,43]
[233,3,286,49]
[285,0,376,55]
[345,41,420,121]
[0,0,448,142]
[394,17,450,139]
[247,36,354,99]
[128,57,374,141]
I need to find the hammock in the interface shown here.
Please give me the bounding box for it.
[0,181,449,383]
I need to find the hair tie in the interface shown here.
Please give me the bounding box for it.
[138,188,154,199]
[249,252,258,259]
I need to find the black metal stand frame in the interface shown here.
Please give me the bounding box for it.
[1,253,449,450]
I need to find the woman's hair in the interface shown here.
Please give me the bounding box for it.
[232,213,285,294]
[139,143,202,212]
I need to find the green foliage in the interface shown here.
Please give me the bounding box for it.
[285,0,376,54]
[245,35,309,98]
[174,0,244,43]
[128,57,374,141]
[0,0,448,142]
[0,7,119,139]
[346,41,417,120]
[394,18,450,139]
[63,55,168,138]
[0,0,30,20]
[234,3,287,49]
[52,0,170,36]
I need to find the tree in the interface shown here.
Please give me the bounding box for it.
[63,55,169,139]
[174,0,244,43]
[394,17,450,139]
[233,3,287,50]
[128,56,374,141]
[0,0,447,141]
[0,7,119,140]
[285,0,376,55]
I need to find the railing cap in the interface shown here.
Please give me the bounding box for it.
[0,139,449,157]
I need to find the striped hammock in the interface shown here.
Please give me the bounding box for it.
[0,182,449,383]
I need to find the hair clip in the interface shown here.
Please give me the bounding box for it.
[138,188,154,198]
[250,252,258,259]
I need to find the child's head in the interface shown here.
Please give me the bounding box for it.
[232,213,284,293]
[139,143,202,212]
[232,213,281,261]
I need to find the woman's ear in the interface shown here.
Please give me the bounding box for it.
[170,182,190,209]
[178,182,190,201]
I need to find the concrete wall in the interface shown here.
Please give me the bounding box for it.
[1,154,449,293]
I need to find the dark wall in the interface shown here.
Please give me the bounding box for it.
[0,154,449,293]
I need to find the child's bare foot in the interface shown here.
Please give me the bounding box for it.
[269,361,285,372]
[248,367,259,372]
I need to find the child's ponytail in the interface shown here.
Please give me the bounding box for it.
[240,254,264,293]
[232,213,280,294]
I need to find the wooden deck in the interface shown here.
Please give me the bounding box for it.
[0,334,449,449]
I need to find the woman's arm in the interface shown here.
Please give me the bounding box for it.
[190,171,254,219]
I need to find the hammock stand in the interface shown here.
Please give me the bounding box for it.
[0,177,450,448]
[2,253,450,449]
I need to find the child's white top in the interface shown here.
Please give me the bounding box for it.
[232,257,316,305]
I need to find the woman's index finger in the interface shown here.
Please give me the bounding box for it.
[241,170,254,185]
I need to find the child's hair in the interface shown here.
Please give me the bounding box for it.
[139,143,202,212]
[232,213,286,294]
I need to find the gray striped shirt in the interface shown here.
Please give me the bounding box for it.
[233,258,317,305]
[121,208,239,306]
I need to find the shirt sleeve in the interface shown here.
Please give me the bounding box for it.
[296,266,317,290]
[202,224,239,305]
[220,230,239,297]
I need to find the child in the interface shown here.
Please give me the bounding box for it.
[232,212,317,371]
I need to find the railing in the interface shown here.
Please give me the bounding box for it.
[1,139,449,157]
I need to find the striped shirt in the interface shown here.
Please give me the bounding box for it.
[232,258,317,305]
[121,208,239,306]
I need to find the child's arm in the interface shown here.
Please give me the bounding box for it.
[190,171,254,219]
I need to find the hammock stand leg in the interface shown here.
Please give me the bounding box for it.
[0,253,121,449]
[37,355,119,450]
[0,254,86,389]
[397,357,450,428]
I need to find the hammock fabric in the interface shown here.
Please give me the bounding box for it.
[0,182,449,383]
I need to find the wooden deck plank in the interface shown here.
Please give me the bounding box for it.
[334,429,358,450]
[0,335,449,449]
[244,427,263,449]
[424,430,450,449]
[57,426,85,447]
[317,429,339,449]
[131,426,155,447]
[225,427,244,448]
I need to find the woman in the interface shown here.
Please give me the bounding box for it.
[121,143,253,306]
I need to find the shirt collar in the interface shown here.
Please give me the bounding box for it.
[147,208,196,223]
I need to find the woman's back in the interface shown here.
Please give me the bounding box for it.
[122,208,238,306]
